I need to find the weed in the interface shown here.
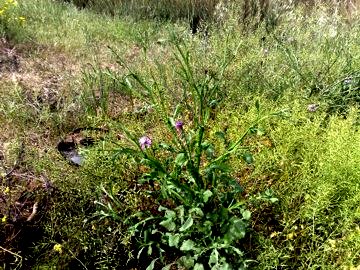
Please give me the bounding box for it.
[93,42,285,269]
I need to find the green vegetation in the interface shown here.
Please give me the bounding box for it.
[1,0,360,269]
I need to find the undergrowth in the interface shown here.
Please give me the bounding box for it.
[1,0,360,269]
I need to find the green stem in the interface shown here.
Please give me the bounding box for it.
[194,125,205,187]
[208,115,271,166]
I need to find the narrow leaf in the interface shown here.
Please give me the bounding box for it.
[146,258,158,270]
[162,264,173,270]
[255,99,260,112]
[137,246,145,260]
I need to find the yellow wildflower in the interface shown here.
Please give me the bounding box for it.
[4,186,10,194]
[286,232,296,240]
[1,215,7,223]
[18,16,25,24]
[53,244,63,254]
[328,239,336,249]
[270,231,279,238]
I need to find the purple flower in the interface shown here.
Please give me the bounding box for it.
[175,121,184,132]
[307,104,319,112]
[139,136,152,150]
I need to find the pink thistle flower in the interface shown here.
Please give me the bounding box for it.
[175,121,184,132]
[139,136,152,150]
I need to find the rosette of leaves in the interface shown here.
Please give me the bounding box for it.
[129,194,251,270]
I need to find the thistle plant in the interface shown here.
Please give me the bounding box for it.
[96,42,282,269]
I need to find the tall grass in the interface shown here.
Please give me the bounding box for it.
[67,0,219,20]
[63,0,360,27]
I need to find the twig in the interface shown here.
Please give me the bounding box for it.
[27,202,38,222]
[0,245,23,268]
[67,248,89,270]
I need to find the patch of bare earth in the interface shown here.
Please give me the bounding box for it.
[0,39,82,266]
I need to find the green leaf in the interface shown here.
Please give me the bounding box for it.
[173,104,182,118]
[168,117,176,127]
[194,263,205,270]
[227,218,246,241]
[162,264,173,270]
[204,220,213,232]
[242,210,251,220]
[180,240,196,251]
[209,249,219,265]
[215,131,226,142]
[147,245,152,256]
[158,205,168,212]
[229,178,244,193]
[206,145,215,159]
[137,246,145,259]
[243,152,254,164]
[201,141,211,150]
[175,153,187,166]
[164,209,176,219]
[180,216,194,232]
[209,99,218,108]
[178,256,195,268]
[146,258,158,270]
[167,233,180,247]
[189,207,204,217]
[203,189,213,203]
[255,99,260,112]
[219,262,232,270]
[256,127,266,136]
[176,205,185,221]
[230,246,244,256]
[159,143,174,152]
[160,219,176,231]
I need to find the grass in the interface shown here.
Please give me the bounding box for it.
[1,0,360,269]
